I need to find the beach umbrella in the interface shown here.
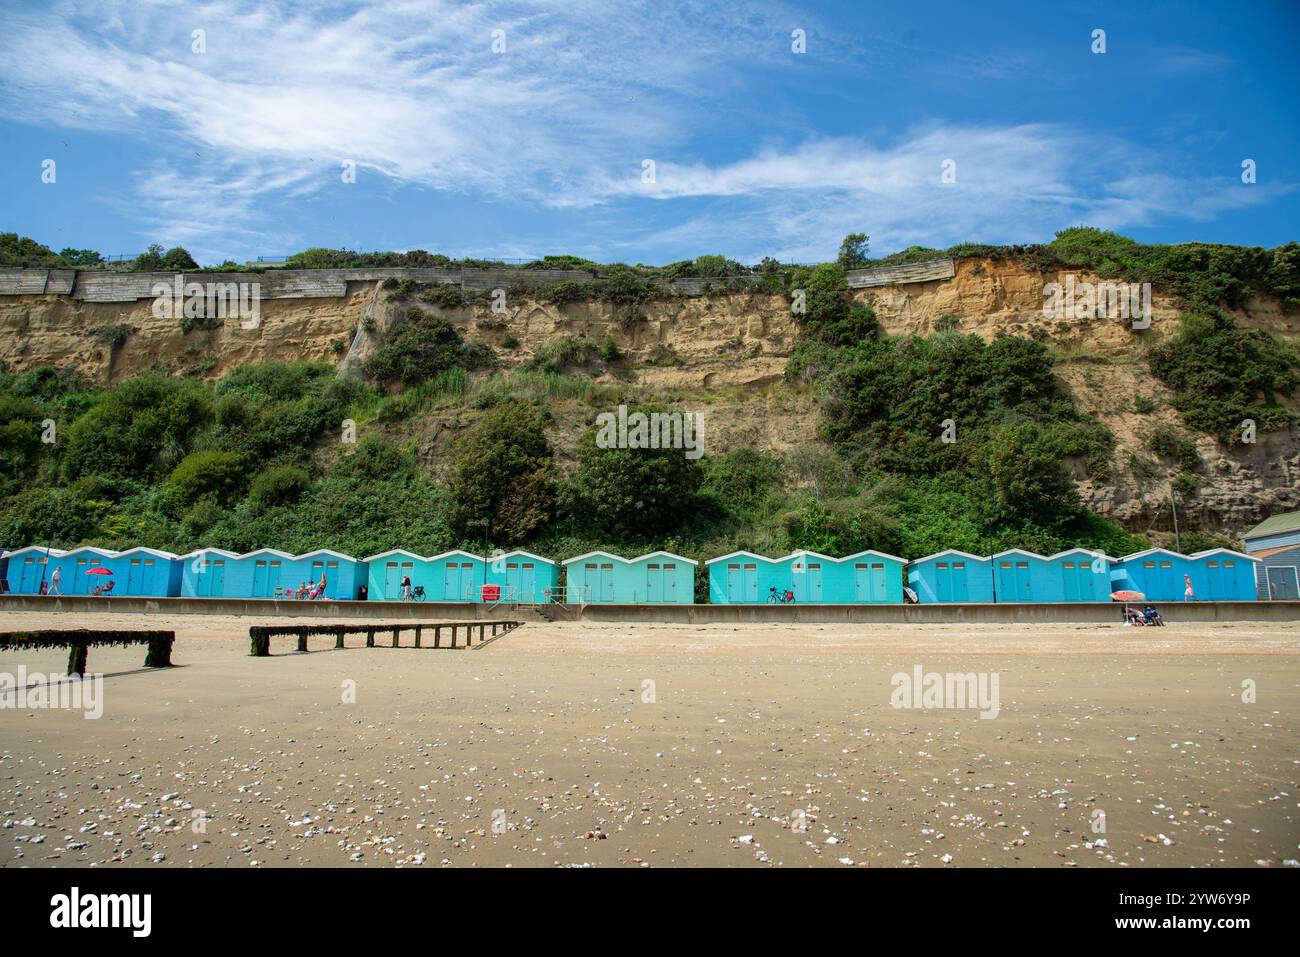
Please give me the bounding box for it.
[86,567,113,575]
[1111,589,1145,624]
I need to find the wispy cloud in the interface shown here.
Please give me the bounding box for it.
[0,0,1285,262]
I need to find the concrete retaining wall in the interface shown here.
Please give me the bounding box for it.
[1,595,1295,624]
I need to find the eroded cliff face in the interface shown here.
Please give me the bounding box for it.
[1,258,1296,540]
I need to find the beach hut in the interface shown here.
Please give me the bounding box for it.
[907,550,994,603]
[79,546,183,597]
[992,548,1113,603]
[1114,547,1259,602]
[1185,549,1259,601]
[707,549,906,604]
[485,550,558,603]
[707,551,778,603]
[4,546,67,594]
[179,548,239,598]
[48,546,122,596]
[426,550,489,602]
[290,549,368,600]
[563,551,697,604]
[1047,548,1115,602]
[989,549,1054,602]
[364,549,430,601]
[1243,510,1300,600]
[1111,548,1196,601]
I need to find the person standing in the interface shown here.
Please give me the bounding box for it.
[1183,574,1195,602]
[401,574,412,601]
[49,564,63,596]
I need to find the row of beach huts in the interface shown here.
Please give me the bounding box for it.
[3,521,1298,603]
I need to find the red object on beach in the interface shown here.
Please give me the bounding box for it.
[481,584,500,602]
[86,567,113,575]
[1110,589,1144,602]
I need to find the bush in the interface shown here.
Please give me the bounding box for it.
[247,465,312,512]
[1146,310,1297,437]
[446,401,554,544]
[361,309,493,387]
[164,450,248,509]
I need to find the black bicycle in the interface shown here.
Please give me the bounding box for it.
[767,586,795,604]
[410,585,426,601]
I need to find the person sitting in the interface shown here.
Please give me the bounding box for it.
[1141,605,1164,626]
[295,582,308,600]
[1123,606,1146,626]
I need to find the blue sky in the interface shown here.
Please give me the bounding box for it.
[0,0,1296,266]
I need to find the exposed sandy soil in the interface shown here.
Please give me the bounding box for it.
[1,612,1296,869]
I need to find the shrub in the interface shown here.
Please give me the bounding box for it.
[164,450,248,509]
[362,308,494,387]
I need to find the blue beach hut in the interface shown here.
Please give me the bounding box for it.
[427,550,488,602]
[907,550,995,603]
[563,550,697,604]
[1111,548,1193,601]
[364,549,429,601]
[179,548,240,597]
[4,546,67,593]
[1185,549,1259,601]
[1047,548,1115,602]
[485,550,558,603]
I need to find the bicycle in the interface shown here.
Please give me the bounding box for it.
[767,586,795,604]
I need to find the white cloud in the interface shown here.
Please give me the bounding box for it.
[0,1,1285,262]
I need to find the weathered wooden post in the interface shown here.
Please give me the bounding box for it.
[143,633,174,668]
[391,628,399,648]
[335,629,345,649]
[366,628,375,648]
[297,630,309,653]
[250,628,270,658]
[433,626,441,648]
[66,640,89,677]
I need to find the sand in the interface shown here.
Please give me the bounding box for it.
[0,611,1297,868]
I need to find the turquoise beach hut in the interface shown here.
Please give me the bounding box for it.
[705,549,905,604]
[427,550,488,601]
[364,549,429,601]
[179,548,239,597]
[991,548,1113,602]
[1113,548,1257,602]
[5,545,67,593]
[485,550,558,603]
[907,550,994,603]
[563,550,697,604]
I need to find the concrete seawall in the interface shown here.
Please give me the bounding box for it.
[1,595,1296,624]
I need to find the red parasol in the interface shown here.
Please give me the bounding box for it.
[86,567,113,575]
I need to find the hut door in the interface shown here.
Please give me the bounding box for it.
[600,563,615,602]
[950,562,968,601]
[326,561,339,597]
[1204,560,1220,600]
[743,563,758,602]
[1061,562,1079,601]
[726,563,741,602]
[143,558,156,594]
[520,562,535,601]
[269,560,282,596]
[444,563,461,601]
[253,560,268,597]
[647,564,665,600]
[20,557,36,592]
[854,563,870,601]
[73,557,88,594]
[662,563,677,602]
[805,562,823,602]
[127,558,142,595]
[1220,560,1236,599]
[384,562,399,597]
[1267,566,1299,600]
[935,562,951,601]
[210,560,225,596]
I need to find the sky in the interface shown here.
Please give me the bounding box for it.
[0,0,1296,266]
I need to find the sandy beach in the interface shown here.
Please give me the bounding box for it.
[1,611,1297,868]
